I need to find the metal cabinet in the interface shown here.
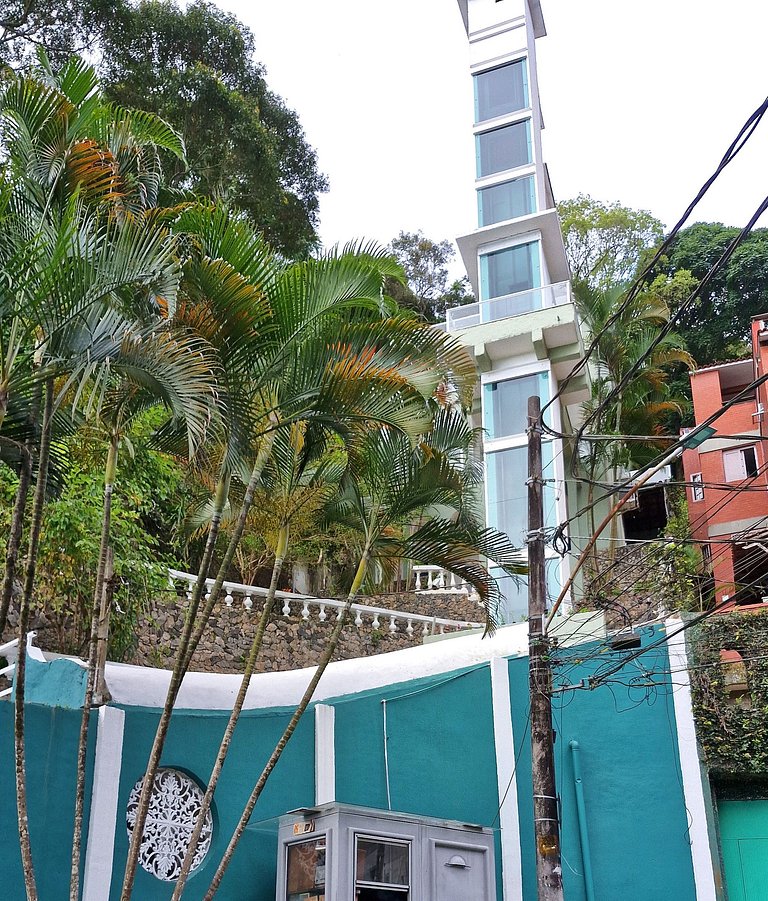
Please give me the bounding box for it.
[276,804,496,901]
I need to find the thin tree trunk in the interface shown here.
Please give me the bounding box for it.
[15,377,54,901]
[120,438,273,900]
[93,548,115,705]
[171,524,289,900]
[202,548,371,901]
[0,439,32,638]
[69,428,119,899]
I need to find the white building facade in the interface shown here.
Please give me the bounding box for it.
[450,0,588,621]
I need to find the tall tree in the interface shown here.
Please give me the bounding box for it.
[664,221,768,365]
[388,230,473,321]
[558,194,664,291]
[96,0,328,259]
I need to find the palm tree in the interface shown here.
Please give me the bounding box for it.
[66,320,218,900]
[169,420,344,898]
[0,55,187,900]
[574,282,694,560]
[198,410,525,899]
[119,234,478,899]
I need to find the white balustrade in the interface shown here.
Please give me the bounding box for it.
[412,565,471,595]
[167,569,483,636]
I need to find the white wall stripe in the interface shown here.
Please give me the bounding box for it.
[314,704,335,806]
[82,706,126,901]
[491,656,523,901]
[666,619,718,901]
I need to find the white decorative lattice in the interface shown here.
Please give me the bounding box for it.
[126,768,213,882]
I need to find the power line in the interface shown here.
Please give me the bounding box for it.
[540,94,768,436]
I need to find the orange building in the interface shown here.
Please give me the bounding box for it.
[682,316,768,608]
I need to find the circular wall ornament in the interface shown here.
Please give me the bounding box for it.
[126,768,213,882]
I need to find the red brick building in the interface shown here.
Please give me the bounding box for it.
[682,316,768,607]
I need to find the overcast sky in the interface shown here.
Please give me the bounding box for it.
[219,0,768,275]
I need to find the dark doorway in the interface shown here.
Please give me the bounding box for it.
[622,485,668,542]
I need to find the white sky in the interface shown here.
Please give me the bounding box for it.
[219,0,768,276]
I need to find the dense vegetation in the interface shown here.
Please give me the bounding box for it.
[0,51,526,899]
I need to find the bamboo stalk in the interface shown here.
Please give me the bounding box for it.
[202,548,370,900]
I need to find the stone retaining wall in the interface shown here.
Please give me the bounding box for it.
[1,590,483,675]
[130,590,482,674]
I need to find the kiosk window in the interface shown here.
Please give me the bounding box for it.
[287,838,326,901]
[355,837,410,900]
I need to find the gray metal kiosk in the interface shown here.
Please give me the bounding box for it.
[276,803,496,901]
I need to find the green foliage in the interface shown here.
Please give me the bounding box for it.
[664,222,768,365]
[387,230,473,322]
[35,448,178,659]
[97,0,328,258]
[558,194,664,291]
[690,611,768,774]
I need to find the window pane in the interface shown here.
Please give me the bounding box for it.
[484,372,549,439]
[490,559,561,624]
[356,840,409,888]
[476,120,531,177]
[478,176,535,226]
[474,59,529,121]
[287,840,326,900]
[480,242,540,310]
[486,442,556,548]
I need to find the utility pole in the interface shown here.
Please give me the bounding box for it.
[527,395,564,900]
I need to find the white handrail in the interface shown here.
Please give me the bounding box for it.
[167,569,483,634]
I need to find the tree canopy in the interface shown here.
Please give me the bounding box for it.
[558,194,664,291]
[387,230,473,322]
[663,222,768,365]
[0,0,328,259]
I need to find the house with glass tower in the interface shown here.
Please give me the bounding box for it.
[449,0,589,621]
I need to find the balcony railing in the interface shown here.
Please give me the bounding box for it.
[445,279,571,331]
[168,569,483,636]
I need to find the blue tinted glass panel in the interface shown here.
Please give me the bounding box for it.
[474,59,529,122]
[476,120,531,177]
[484,372,549,439]
[485,442,556,549]
[479,241,541,312]
[478,176,536,226]
[490,560,561,624]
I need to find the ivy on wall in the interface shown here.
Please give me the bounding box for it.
[690,610,768,775]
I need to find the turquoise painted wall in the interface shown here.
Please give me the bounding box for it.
[0,702,96,901]
[331,664,504,898]
[508,628,697,901]
[0,625,700,901]
[109,703,315,901]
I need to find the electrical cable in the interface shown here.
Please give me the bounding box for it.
[539,94,768,435]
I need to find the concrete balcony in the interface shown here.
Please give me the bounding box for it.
[446,279,571,331]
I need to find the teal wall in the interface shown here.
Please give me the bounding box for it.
[0,702,96,901]
[508,629,697,901]
[109,703,315,901]
[0,625,700,901]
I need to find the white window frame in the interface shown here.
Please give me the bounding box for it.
[690,473,704,502]
[472,54,532,128]
[722,446,759,483]
[354,834,411,896]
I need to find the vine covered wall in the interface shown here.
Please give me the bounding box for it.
[690,610,768,775]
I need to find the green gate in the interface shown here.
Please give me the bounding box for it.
[719,800,768,901]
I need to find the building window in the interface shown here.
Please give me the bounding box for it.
[477,175,536,226]
[690,472,704,501]
[486,442,556,547]
[474,59,529,122]
[484,371,549,439]
[355,837,410,899]
[476,119,532,177]
[723,446,759,482]
[287,838,326,901]
[479,241,541,320]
